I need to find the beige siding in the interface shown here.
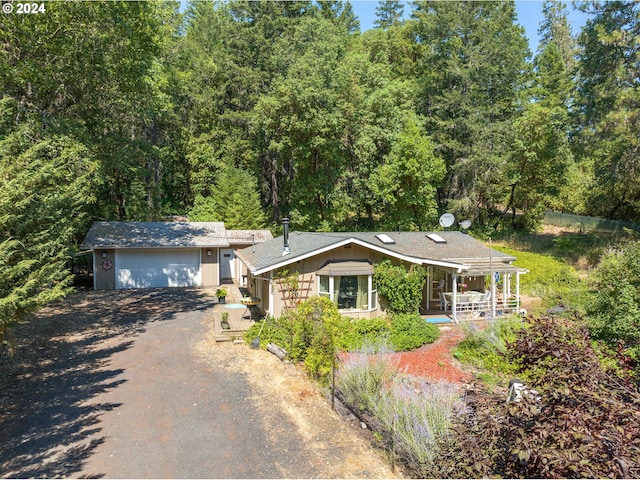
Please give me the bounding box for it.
[201,247,219,286]
[267,245,402,319]
[94,249,116,290]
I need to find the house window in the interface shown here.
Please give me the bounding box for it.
[319,275,330,298]
[318,274,375,311]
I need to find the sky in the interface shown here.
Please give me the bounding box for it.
[177,1,590,55]
[349,1,589,53]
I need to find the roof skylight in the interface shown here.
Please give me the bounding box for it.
[375,233,395,245]
[426,233,446,244]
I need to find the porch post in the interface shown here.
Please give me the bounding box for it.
[503,273,509,307]
[491,271,496,321]
[92,250,97,291]
[516,272,521,310]
[452,272,458,323]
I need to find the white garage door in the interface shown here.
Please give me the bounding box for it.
[115,249,201,289]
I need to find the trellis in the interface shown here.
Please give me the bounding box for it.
[273,271,313,310]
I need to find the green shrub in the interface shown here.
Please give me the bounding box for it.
[373,260,428,313]
[427,317,640,479]
[243,314,293,348]
[244,304,439,383]
[453,318,524,378]
[389,313,440,351]
[587,241,640,376]
[338,317,390,351]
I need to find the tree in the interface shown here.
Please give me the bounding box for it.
[370,115,445,230]
[317,0,360,33]
[188,166,266,229]
[1,1,179,221]
[411,0,530,227]
[538,0,576,66]
[251,15,350,228]
[0,122,98,347]
[374,0,404,29]
[587,241,640,372]
[575,1,640,221]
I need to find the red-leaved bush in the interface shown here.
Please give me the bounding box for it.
[425,317,640,479]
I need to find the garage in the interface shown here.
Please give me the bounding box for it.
[115,249,202,289]
[81,221,273,290]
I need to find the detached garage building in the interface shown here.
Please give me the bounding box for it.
[81,221,272,290]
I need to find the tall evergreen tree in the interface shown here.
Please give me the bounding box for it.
[188,166,267,229]
[0,120,98,345]
[317,1,360,33]
[0,1,174,343]
[411,0,530,226]
[576,0,640,220]
[538,0,576,66]
[506,1,577,226]
[374,0,404,29]
[251,15,350,228]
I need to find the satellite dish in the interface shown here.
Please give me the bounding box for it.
[439,213,455,228]
[459,219,472,230]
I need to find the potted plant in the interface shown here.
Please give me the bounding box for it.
[215,288,228,303]
[220,312,230,330]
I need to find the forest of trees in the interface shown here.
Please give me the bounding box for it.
[1,1,639,334]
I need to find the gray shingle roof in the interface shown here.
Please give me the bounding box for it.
[236,231,524,274]
[226,229,273,245]
[81,222,230,249]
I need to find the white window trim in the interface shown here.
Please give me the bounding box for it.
[317,274,376,312]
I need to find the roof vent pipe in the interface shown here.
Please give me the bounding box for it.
[282,217,291,256]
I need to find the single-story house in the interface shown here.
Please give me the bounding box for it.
[81,221,272,290]
[236,222,528,322]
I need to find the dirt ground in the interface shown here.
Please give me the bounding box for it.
[193,330,398,478]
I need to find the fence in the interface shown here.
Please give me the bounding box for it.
[543,211,640,233]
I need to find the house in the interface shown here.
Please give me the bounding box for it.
[236,220,528,322]
[81,221,272,290]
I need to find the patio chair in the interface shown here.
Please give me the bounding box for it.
[438,292,450,311]
[474,290,490,310]
[470,291,488,310]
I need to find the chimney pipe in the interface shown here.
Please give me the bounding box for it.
[282,217,290,256]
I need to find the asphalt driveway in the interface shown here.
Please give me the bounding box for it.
[0,289,393,479]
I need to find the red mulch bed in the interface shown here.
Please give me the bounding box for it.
[394,326,473,384]
[340,326,473,385]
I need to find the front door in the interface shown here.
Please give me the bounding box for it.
[220,249,235,280]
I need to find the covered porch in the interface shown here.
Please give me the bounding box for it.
[421,262,528,323]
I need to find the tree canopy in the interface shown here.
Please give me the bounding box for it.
[2,0,639,335]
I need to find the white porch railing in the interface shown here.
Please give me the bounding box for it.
[452,298,521,321]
